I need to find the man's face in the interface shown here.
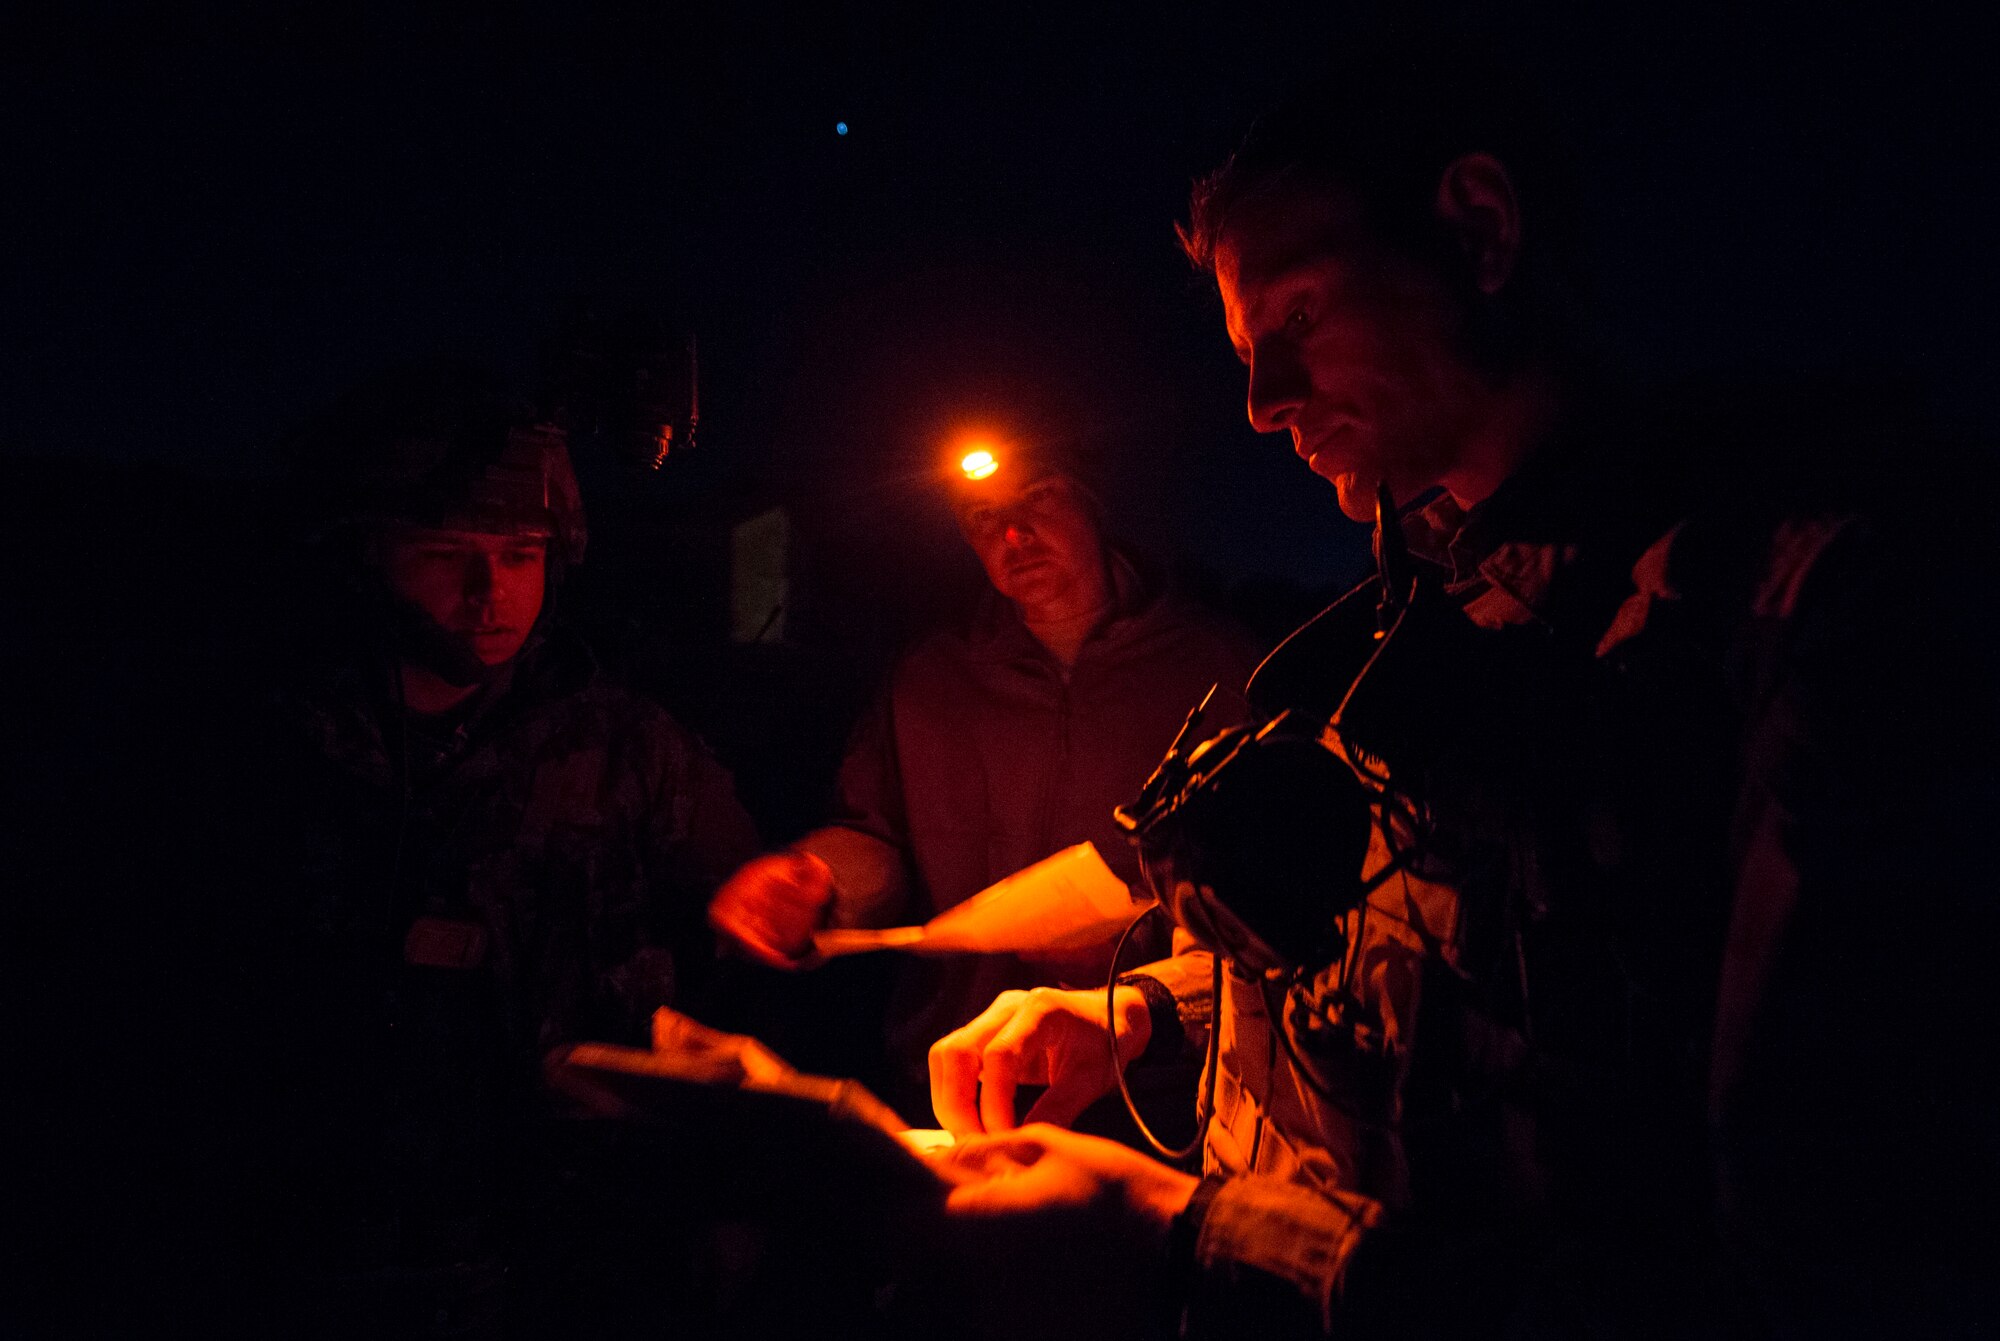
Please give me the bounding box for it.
[1216,181,1489,523]
[955,473,1106,616]
[381,526,548,666]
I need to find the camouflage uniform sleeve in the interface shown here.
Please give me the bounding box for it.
[792,678,913,929]
[628,706,762,1024]
[1168,1174,1385,1340]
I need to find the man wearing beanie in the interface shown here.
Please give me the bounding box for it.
[708,434,1261,1123]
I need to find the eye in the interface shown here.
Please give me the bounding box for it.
[1284,306,1312,334]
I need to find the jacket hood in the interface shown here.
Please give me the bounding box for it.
[956,544,1176,667]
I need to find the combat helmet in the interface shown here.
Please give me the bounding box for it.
[295,361,586,568]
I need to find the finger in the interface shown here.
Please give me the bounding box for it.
[938,1129,1048,1179]
[735,936,800,970]
[711,909,806,970]
[786,850,838,906]
[940,1136,1061,1217]
[712,881,823,968]
[930,993,1025,1135]
[651,1008,725,1052]
[894,1128,957,1159]
[761,903,820,957]
[948,1127,1054,1161]
[747,866,831,956]
[712,856,819,927]
[709,884,777,942]
[930,1031,988,1136]
[978,1037,1024,1136]
[1022,1066,1104,1131]
[976,992,1080,1133]
[736,1037,797,1086]
[945,1167,1069,1217]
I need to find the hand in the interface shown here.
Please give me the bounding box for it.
[932,1123,1199,1341]
[928,984,1152,1137]
[706,850,836,969]
[650,1007,798,1087]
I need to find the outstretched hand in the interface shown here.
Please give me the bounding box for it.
[928,984,1153,1136]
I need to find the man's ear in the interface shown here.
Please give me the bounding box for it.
[1434,153,1522,295]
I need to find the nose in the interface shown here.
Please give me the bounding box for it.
[1246,341,1309,435]
[463,553,505,603]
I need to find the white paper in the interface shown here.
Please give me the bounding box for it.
[810,842,1151,959]
[810,925,928,958]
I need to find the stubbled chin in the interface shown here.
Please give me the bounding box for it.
[1331,470,1378,524]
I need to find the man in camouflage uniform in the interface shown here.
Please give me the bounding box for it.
[920,62,1995,1340]
[244,365,760,1334]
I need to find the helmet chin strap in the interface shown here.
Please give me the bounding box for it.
[378,590,496,690]
[363,552,565,696]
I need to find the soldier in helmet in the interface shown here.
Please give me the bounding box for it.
[237,362,761,1335]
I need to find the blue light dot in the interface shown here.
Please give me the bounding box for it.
[836,121,849,135]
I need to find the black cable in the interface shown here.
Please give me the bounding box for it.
[1262,788,1420,1132]
[1105,907,1221,1164]
[1111,716,1427,1164]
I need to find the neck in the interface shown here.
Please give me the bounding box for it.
[1023,604,1111,669]
[1440,364,1564,512]
[396,661,482,715]
[1019,563,1116,670]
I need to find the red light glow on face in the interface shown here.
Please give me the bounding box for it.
[959,447,999,480]
[382,526,548,666]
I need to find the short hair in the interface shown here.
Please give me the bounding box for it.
[1178,45,1577,361]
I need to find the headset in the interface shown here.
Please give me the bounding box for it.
[1104,484,1475,1157]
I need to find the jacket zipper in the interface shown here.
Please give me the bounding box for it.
[1036,674,1072,858]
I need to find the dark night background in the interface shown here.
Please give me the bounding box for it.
[6,3,1994,821]
[1,3,1994,1331]
[7,3,1993,564]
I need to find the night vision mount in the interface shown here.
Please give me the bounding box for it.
[541,310,701,475]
